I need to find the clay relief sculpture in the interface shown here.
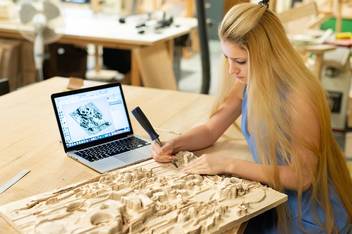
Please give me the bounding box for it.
[0,151,286,234]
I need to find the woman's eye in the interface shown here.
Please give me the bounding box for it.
[224,55,247,65]
[236,60,247,65]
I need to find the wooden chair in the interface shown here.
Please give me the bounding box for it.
[278,2,336,79]
[278,1,333,34]
[319,0,352,33]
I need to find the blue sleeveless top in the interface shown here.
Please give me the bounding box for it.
[241,88,349,233]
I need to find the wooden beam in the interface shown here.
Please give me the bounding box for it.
[335,0,343,32]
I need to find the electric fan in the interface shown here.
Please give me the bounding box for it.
[18,0,64,81]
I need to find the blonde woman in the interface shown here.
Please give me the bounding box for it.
[152,1,352,233]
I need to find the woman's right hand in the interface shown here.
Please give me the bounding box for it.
[152,140,175,163]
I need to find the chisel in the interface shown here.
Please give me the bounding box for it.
[131,106,178,168]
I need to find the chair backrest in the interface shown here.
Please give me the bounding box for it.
[278,1,319,25]
[278,1,334,36]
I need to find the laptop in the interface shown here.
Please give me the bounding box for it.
[51,83,152,173]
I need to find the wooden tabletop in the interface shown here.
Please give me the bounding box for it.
[0,77,250,206]
[0,5,197,48]
[0,5,196,89]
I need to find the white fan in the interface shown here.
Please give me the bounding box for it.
[18,0,64,80]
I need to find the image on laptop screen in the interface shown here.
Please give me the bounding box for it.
[53,86,131,148]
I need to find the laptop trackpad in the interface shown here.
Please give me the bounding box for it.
[114,147,151,164]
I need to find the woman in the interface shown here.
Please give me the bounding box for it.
[152,1,352,233]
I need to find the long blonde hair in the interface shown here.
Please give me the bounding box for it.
[217,3,352,233]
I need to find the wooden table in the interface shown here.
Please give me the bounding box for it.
[0,77,286,233]
[0,77,251,205]
[0,4,197,89]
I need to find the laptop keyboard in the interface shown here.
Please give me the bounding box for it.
[75,137,150,162]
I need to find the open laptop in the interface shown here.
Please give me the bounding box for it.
[51,83,152,173]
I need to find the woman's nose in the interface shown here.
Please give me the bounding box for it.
[228,62,240,75]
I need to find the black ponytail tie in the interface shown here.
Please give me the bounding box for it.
[258,0,269,8]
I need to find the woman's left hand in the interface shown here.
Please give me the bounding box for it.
[182,154,235,175]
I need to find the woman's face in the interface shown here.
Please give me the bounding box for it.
[221,40,249,84]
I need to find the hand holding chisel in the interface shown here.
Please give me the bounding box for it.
[131,107,178,168]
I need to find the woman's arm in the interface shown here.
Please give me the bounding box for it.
[229,95,319,190]
[176,88,244,150]
[175,81,245,150]
[152,81,246,161]
[181,151,315,190]
[184,93,319,191]
[227,159,315,191]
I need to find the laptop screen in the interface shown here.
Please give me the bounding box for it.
[52,84,132,151]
